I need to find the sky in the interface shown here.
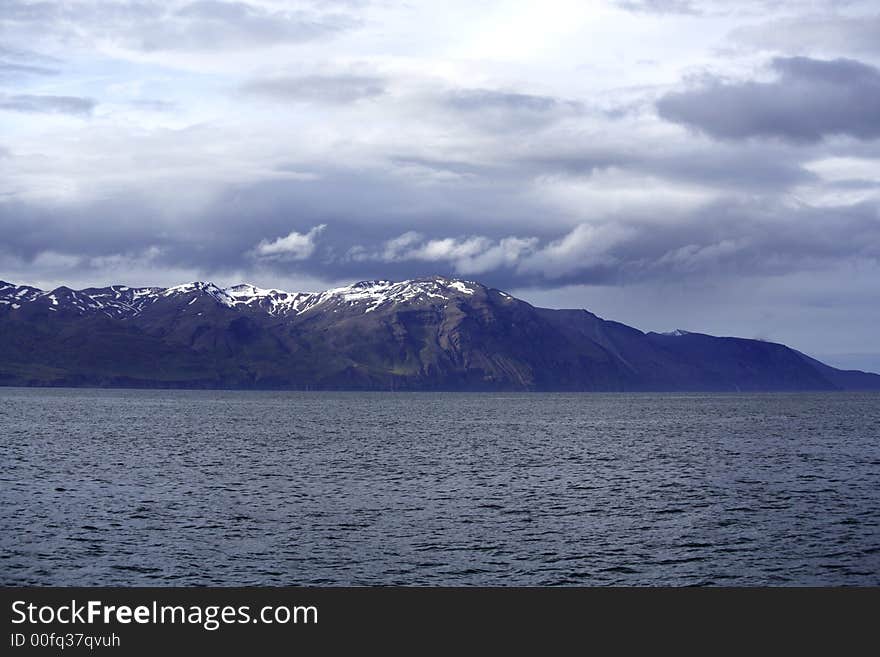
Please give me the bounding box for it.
[1,0,878,366]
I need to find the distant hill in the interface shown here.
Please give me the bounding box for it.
[1,276,878,391]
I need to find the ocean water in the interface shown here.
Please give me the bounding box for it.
[1,388,878,586]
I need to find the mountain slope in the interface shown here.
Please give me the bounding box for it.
[1,277,877,391]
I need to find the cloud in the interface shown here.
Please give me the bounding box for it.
[352,230,540,276]
[615,0,860,17]
[0,45,59,78]
[242,74,385,104]
[140,1,356,51]
[406,236,490,262]
[0,94,96,115]
[614,0,699,15]
[348,221,706,282]
[804,156,880,184]
[518,223,636,278]
[377,231,428,260]
[0,1,358,53]
[656,239,747,272]
[251,224,327,261]
[2,156,876,290]
[337,193,880,286]
[128,99,178,112]
[457,238,540,275]
[2,162,879,330]
[731,13,880,56]
[0,62,57,77]
[342,200,876,285]
[445,89,576,113]
[441,89,583,131]
[657,57,880,142]
[540,142,817,194]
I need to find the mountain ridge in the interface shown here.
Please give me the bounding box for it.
[1,276,878,391]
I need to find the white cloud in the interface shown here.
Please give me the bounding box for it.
[381,231,424,260]
[803,157,880,183]
[252,224,326,260]
[457,237,540,274]
[31,251,84,269]
[408,236,491,262]
[532,169,719,222]
[518,223,636,277]
[356,230,539,275]
[656,239,747,272]
[353,224,637,278]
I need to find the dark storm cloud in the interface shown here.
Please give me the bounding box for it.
[0,94,96,115]
[2,163,878,293]
[487,197,880,290]
[526,141,817,193]
[241,74,385,104]
[0,168,527,274]
[203,194,880,289]
[231,185,879,289]
[0,1,358,52]
[0,196,161,261]
[646,148,816,191]
[657,57,880,142]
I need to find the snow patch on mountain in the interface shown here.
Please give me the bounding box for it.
[303,277,479,313]
[0,276,488,319]
[163,282,237,307]
[224,283,313,315]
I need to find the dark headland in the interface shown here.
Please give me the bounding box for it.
[1,276,878,391]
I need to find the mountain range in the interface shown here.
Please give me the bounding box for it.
[1,276,878,391]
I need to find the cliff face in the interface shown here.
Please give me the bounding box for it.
[1,277,877,391]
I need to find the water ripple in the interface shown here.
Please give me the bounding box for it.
[1,389,879,586]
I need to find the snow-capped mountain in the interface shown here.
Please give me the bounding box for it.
[1,280,162,317]
[1,276,878,391]
[0,276,484,319]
